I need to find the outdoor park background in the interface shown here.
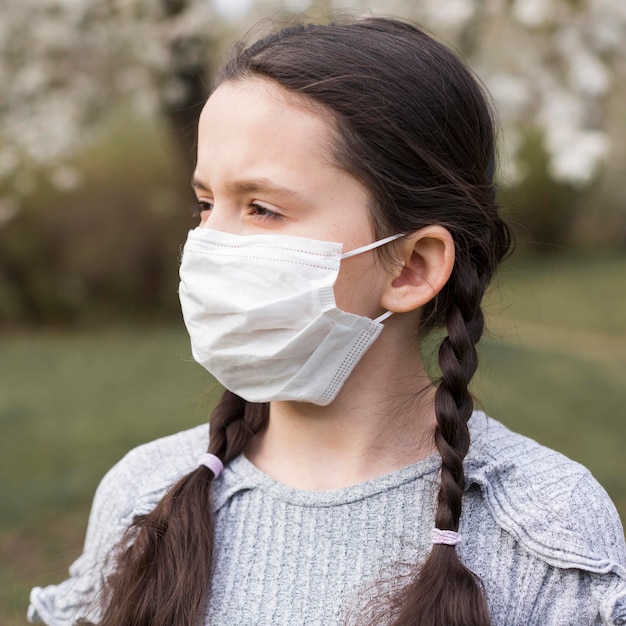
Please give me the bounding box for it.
[1,0,625,624]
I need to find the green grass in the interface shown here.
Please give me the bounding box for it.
[0,326,221,624]
[1,253,625,625]
[476,252,626,517]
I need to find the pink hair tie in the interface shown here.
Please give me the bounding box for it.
[431,528,462,546]
[197,453,224,479]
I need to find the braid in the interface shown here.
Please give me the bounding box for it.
[388,260,491,626]
[98,391,268,625]
[433,261,484,531]
[208,390,269,463]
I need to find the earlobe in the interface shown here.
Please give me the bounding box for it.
[380,226,455,314]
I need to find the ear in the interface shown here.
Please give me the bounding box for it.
[379,225,455,313]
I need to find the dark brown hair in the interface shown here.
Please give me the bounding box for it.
[99,17,512,626]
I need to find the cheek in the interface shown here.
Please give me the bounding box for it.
[333,256,388,318]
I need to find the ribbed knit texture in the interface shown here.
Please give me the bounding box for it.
[28,413,626,625]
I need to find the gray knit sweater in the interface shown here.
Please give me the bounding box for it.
[29,413,626,625]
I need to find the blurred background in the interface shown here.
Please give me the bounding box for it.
[1,0,625,623]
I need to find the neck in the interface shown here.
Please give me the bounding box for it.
[245,321,437,490]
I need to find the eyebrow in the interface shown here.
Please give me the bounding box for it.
[191,177,303,200]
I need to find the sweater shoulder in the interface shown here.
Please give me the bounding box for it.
[95,423,209,514]
[27,424,209,625]
[466,413,626,574]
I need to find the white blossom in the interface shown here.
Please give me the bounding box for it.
[546,130,609,186]
[556,28,611,96]
[512,0,554,27]
[0,0,625,202]
[214,0,255,20]
[422,0,475,30]
[486,74,533,118]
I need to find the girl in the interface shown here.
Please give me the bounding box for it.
[29,17,626,626]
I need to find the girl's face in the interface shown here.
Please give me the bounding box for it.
[193,78,392,319]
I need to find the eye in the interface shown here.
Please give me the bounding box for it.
[190,200,213,218]
[250,202,281,221]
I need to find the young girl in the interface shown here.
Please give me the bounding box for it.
[29,17,626,626]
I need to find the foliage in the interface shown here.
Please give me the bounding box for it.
[376,0,626,184]
[2,0,626,326]
[0,0,220,186]
[0,111,195,326]
[2,0,626,206]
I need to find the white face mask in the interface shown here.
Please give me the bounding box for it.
[179,228,403,406]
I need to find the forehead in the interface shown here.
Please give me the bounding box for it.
[197,78,338,168]
[194,77,374,244]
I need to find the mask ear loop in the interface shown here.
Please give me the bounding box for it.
[341,232,406,259]
[340,233,406,325]
[374,310,394,323]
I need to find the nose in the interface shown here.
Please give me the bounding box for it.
[198,202,239,233]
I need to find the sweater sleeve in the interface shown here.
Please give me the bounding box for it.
[527,472,626,625]
[572,473,626,625]
[27,453,145,625]
[27,425,208,625]
[465,415,626,625]
[529,474,626,625]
